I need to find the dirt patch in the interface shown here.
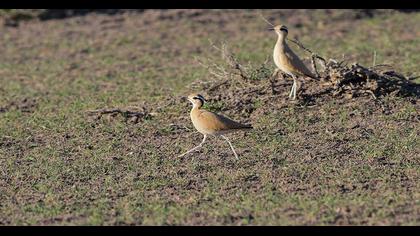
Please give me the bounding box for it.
[174,41,419,126]
[0,97,38,113]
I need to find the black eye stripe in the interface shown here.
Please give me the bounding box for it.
[280,28,288,33]
[193,96,205,103]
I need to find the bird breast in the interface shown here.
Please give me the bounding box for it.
[190,109,217,135]
[273,43,293,76]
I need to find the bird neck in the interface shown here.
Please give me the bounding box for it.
[275,34,287,53]
[190,104,202,121]
[191,102,202,112]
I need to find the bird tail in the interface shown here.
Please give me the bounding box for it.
[237,124,253,130]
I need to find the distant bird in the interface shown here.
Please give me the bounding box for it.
[269,25,318,100]
[178,93,252,160]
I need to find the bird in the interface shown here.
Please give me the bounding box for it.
[269,25,318,100]
[178,93,252,160]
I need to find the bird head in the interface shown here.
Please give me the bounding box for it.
[187,93,206,108]
[269,25,288,37]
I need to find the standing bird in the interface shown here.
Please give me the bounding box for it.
[178,93,252,160]
[269,25,318,100]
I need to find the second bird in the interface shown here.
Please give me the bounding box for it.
[270,25,318,100]
[178,94,252,160]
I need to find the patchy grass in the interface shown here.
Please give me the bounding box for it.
[0,10,419,225]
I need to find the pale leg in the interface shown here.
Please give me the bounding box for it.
[288,82,293,98]
[221,135,239,160]
[289,78,296,99]
[178,135,207,157]
[291,75,298,100]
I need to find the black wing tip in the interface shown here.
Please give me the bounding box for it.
[305,73,320,81]
[234,125,253,130]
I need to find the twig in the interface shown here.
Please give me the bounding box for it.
[288,37,327,70]
[208,40,250,80]
[311,55,320,78]
[87,108,153,119]
[372,50,377,67]
[364,90,377,100]
[209,80,229,91]
[221,44,249,80]
[370,64,393,70]
[168,123,192,132]
[287,38,312,53]
[258,11,274,27]
[194,55,229,79]
[408,75,420,81]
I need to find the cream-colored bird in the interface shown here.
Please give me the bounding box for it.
[269,25,318,100]
[178,93,252,160]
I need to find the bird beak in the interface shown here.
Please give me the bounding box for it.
[268,27,274,31]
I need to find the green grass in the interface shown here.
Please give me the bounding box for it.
[0,10,419,225]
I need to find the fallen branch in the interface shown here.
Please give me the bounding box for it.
[87,108,148,116]
[87,107,155,123]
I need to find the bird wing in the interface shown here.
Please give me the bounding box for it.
[284,44,317,79]
[197,110,251,131]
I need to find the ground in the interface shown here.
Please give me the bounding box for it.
[0,9,419,225]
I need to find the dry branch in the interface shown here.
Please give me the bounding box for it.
[258,11,274,27]
[193,35,419,103]
[87,107,154,123]
[208,40,250,80]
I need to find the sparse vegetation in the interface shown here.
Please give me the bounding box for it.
[0,9,419,225]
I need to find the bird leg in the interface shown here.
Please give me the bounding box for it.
[288,84,293,98]
[178,135,207,157]
[289,77,296,99]
[221,135,239,160]
[290,75,298,100]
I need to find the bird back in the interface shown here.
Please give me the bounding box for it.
[191,109,252,134]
